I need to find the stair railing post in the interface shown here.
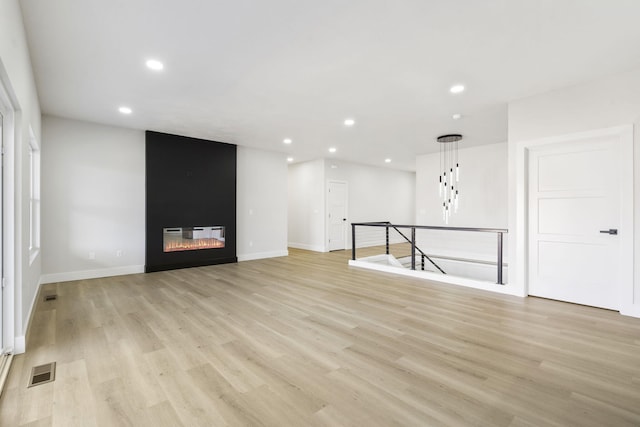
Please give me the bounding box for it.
[411,227,416,270]
[351,224,356,261]
[497,232,503,284]
[385,225,390,255]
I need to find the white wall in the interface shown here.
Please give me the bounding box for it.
[508,65,640,315]
[325,160,415,248]
[236,146,288,261]
[287,159,326,252]
[326,161,415,224]
[41,117,290,280]
[288,159,415,252]
[41,116,145,282]
[0,0,43,352]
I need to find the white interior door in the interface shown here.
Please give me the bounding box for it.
[528,135,622,310]
[327,181,347,251]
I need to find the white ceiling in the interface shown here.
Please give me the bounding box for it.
[20,0,640,171]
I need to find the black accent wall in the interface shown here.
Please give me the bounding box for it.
[145,131,237,272]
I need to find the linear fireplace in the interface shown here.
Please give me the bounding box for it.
[145,131,237,272]
[163,226,225,252]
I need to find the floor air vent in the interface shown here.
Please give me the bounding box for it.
[44,294,57,302]
[28,362,56,387]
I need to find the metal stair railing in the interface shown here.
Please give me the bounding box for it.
[351,221,508,285]
[383,222,446,274]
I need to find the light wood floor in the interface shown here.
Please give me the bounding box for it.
[1,248,639,426]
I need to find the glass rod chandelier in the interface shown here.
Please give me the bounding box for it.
[437,134,462,224]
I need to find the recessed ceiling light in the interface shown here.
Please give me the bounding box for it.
[452,113,462,120]
[118,106,132,114]
[450,84,465,94]
[146,59,164,71]
[344,118,355,126]
[385,158,391,163]
[287,157,294,162]
[283,138,292,144]
[329,147,337,153]
[331,164,338,169]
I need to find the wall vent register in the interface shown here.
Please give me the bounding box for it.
[163,226,225,252]
[28,362,56,387]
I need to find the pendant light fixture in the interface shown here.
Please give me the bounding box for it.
[437,134,462,224]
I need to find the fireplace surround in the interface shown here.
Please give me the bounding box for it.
[145,131,237,272]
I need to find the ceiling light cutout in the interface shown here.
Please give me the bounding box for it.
[283,138,292,144]
[449,84,465,94]
[344,118,355,127]
[329,147,337,153]
[118,106,132,114]
[146,59,164,71]
[385,158,391,163]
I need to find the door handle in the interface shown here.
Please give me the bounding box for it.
[599,229,618,235]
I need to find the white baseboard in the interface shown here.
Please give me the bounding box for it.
[14,336,25,354]
[620,304,640,318]
[0,353,15,396]
[288,242,327,252]
[17,276,42,354]
[238,250,289,262]
[40,265,144,284]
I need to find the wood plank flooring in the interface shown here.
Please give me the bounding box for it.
[1,248,639,426]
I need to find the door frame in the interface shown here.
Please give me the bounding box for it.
[511,125,634,314]
[326,180,348,251]
[0,68,16,352]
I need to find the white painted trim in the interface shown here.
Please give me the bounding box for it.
[15,274,42,354]
[617,126,635,314]
[512,125,636,315]
[13,336,24,354]
[40,265,144,284]
[0,352,14,395]
[0,64,17,353]
[238,250,289,262]
[287,242,327,252]
[349,259,521,296]
[508,135,527,297]
[27,125,41,261]
[13,274,40,354]
[620,304,640,318]
[28,248,39,266]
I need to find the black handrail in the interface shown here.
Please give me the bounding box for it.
[351,221,508,284]
[352,221,507,234]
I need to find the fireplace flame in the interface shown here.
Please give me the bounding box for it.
[164,238,224,252]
